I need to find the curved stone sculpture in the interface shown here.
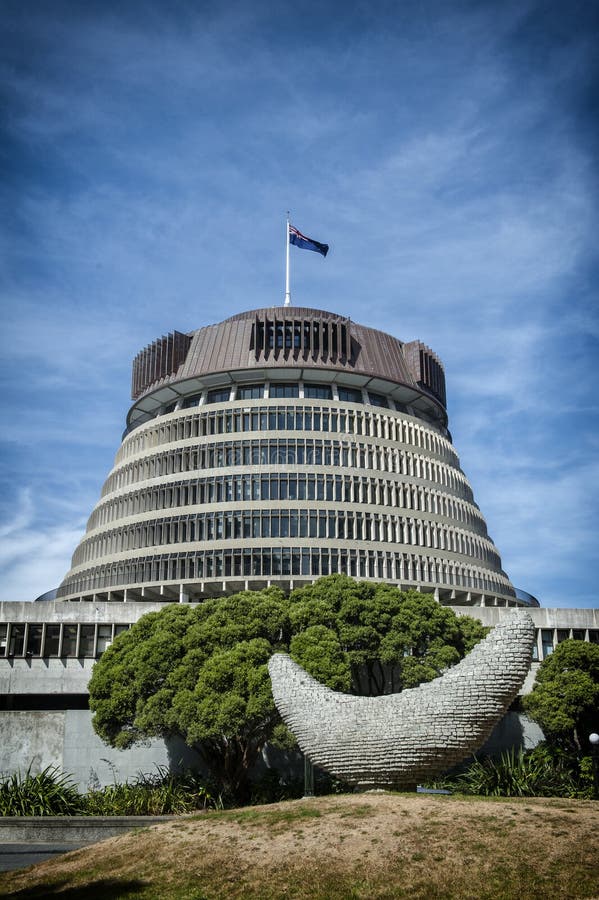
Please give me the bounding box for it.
[269,611,534,789]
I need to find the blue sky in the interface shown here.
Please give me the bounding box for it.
[1,0,597,607]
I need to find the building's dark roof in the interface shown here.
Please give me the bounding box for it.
[131,306,447,413]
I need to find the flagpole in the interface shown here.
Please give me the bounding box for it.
[284,212,291,306]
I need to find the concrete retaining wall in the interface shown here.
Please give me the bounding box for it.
[0,816,178,844]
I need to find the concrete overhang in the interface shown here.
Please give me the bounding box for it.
[125,367,447,434]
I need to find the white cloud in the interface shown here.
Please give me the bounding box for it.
[0,0,596,611]
[0,489,85,601]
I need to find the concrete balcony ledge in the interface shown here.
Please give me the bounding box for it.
[0,815,182,844]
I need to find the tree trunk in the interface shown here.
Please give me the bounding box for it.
[198,736,262,803]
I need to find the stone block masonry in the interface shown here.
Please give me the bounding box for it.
[269,611,535,789]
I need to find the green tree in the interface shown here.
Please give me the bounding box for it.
[523,639,599,754]
[89,589,291,800]
[288,575,487,695]
[88,576,486,799]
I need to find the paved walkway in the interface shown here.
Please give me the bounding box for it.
[0,842,85,873]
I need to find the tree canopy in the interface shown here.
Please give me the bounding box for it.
[523,639,599,754]
[88,576,487,798]
[287,576,486,695]
[89,588,290,799]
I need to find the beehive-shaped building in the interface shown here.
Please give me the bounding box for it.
[57,306,527,606]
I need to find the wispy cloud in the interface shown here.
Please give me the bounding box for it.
[0,489,86,600]
[1,0,597,606]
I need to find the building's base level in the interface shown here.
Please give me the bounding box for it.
[1,601,596,789]
[59,579,528,608]
[0,706,544,792]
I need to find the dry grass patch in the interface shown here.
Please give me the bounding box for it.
[0,793,598,899]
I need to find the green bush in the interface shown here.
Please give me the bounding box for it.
[0,766,85,816]
[439,744,590,798]
[83,767,221,815]
[0,765,221,816]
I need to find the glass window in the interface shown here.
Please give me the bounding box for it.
[206,388,231,404]
[114,625,130,637]
[571,629,585,641]
[304,384,332,400]
[368,392,389,408]
[556,629,569,644]
[44,625,61,657]
[269,383,299,398]
[26,624,43,656]
[182,395,202,408]
[541,629,554,659]
[338,387,362,403]
[8,624,25,656]
[282,548,291,575]
[62,625,78,657]
[79,625,96,658]
[238,384,264,400]
[0,624,7,657]
[588,630,599,644]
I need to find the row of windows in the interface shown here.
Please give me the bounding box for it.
[192,385,388,406]
[2,621,596,661]
[74,509,500,570]
[103,439,473,503]
[0,622,130,659]
[534,627,599,660]
[118,403,455,467]
[89,473,487,535]
[59,547,513,598]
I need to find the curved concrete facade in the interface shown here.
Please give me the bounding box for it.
[57,306,523,606]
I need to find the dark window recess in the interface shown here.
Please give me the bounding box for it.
[26,625,43,656]
[182,395,202,408]
[206,388,231,404]
[368,392,389,408]
[79,625,96,658]
[338,387,362,403]
[269,383,299,398]
[541,629,554,658]
[0,694,90,711]
[238,384,264,400]
[8,625,25,656]
[304,384,332,400]
[62,625,78,657]
[44,625,61,656]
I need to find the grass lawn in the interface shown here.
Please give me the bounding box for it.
[0,792,597,899]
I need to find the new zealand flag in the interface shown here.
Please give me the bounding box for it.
[289,224,329,257]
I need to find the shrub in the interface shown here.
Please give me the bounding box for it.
[83,767,221,815]
[0,766,85,816]
[439,744,588,798]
